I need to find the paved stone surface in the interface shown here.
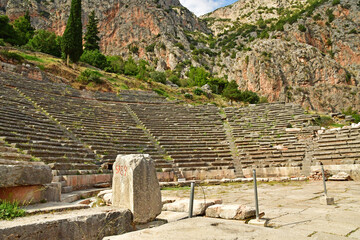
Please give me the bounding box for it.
[103,217,310,240]
[160,181,360,239]
[112,154,162,223]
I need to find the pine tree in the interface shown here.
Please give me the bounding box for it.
[84,11,100,51]
[62,0,83,65]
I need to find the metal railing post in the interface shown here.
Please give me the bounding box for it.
[253,169,259,220]
[189,182,195,218]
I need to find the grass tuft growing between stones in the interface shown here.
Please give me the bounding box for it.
[0,200,26,220]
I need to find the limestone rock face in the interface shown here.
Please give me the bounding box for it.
[1,0,209,70]
[112,154,162,224]
[0,164,52,188]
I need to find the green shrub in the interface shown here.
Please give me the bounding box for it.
[259,30,269,39]
[240,90,260,104]
[349,29,357,34]
[193,88,204,96]
[12,12,35,46]
[314,116,335,127]
[298,24,307,32]
[150,71,166,84]
[27,30,62,57]
[105,55,125,74]
[0,38,5,46]
[184,93,193,99]
[80,50,108,70]
[342,107,360,123]
[153,88,169,97]
[124,57,138,76]
[0,200,26,220]
[0,50,24,62]
[222,80,242,102]
[145,43,156,52]
[169,74,180,86]
[326,9,335,23]
[129,45,139,54]
[174,42,185,50]
[76,69,103,84]
[187,67,210,87]
[312,14,322,21]
[208,77,228,94]
[332,0,340,5]
[136,59,149,81]
[259,96,268,103]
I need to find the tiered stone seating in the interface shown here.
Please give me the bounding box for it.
[314,126,360,165]
[22,90,167,169]
[0,138,33,164]
[118,90,168,103]
[130,104,234,173]
[225,103,314,172]
[0,83,99,175]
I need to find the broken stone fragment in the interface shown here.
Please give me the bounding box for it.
[205,204,256,220]
[162,199,222,216]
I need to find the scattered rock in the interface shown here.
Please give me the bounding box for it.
[328,172,352,181]
[206,204,256,220]
[162,199,222,216]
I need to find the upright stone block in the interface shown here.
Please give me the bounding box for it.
[112,154,162,223]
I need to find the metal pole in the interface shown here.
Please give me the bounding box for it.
[321,164,328,196]
[189,182,195,218]
[253,169,259,220]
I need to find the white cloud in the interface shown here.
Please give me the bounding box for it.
[179,0,226,16]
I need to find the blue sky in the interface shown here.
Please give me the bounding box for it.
[179,0,238,16]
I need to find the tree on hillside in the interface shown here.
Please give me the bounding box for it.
[12,11,35,46]
[0,15,18,45]
[27,30,62,57]
[62,0,83,65]
[84,11,100,51]
[222,80,242,102]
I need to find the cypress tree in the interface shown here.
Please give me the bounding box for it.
[84,11,100,51]
[62,0,83,65]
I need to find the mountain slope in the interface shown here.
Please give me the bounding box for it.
[203,0,360,112]
[1,0,209,70]
[1,0,360,112]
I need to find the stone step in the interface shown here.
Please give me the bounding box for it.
[0,152,33,161]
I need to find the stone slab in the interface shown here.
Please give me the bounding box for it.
[157,211,188,223]
[162,199,222,216]
[112,154,162,224]
[248,218,268,227]
[205,204,256,220]
[0,164,52,188]
[0,207,133,240]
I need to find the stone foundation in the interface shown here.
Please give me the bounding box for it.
[61,174,112,190]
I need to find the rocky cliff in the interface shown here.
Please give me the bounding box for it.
[1,0,209,70]
[203,0,360,112]
[1,0,359,112]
